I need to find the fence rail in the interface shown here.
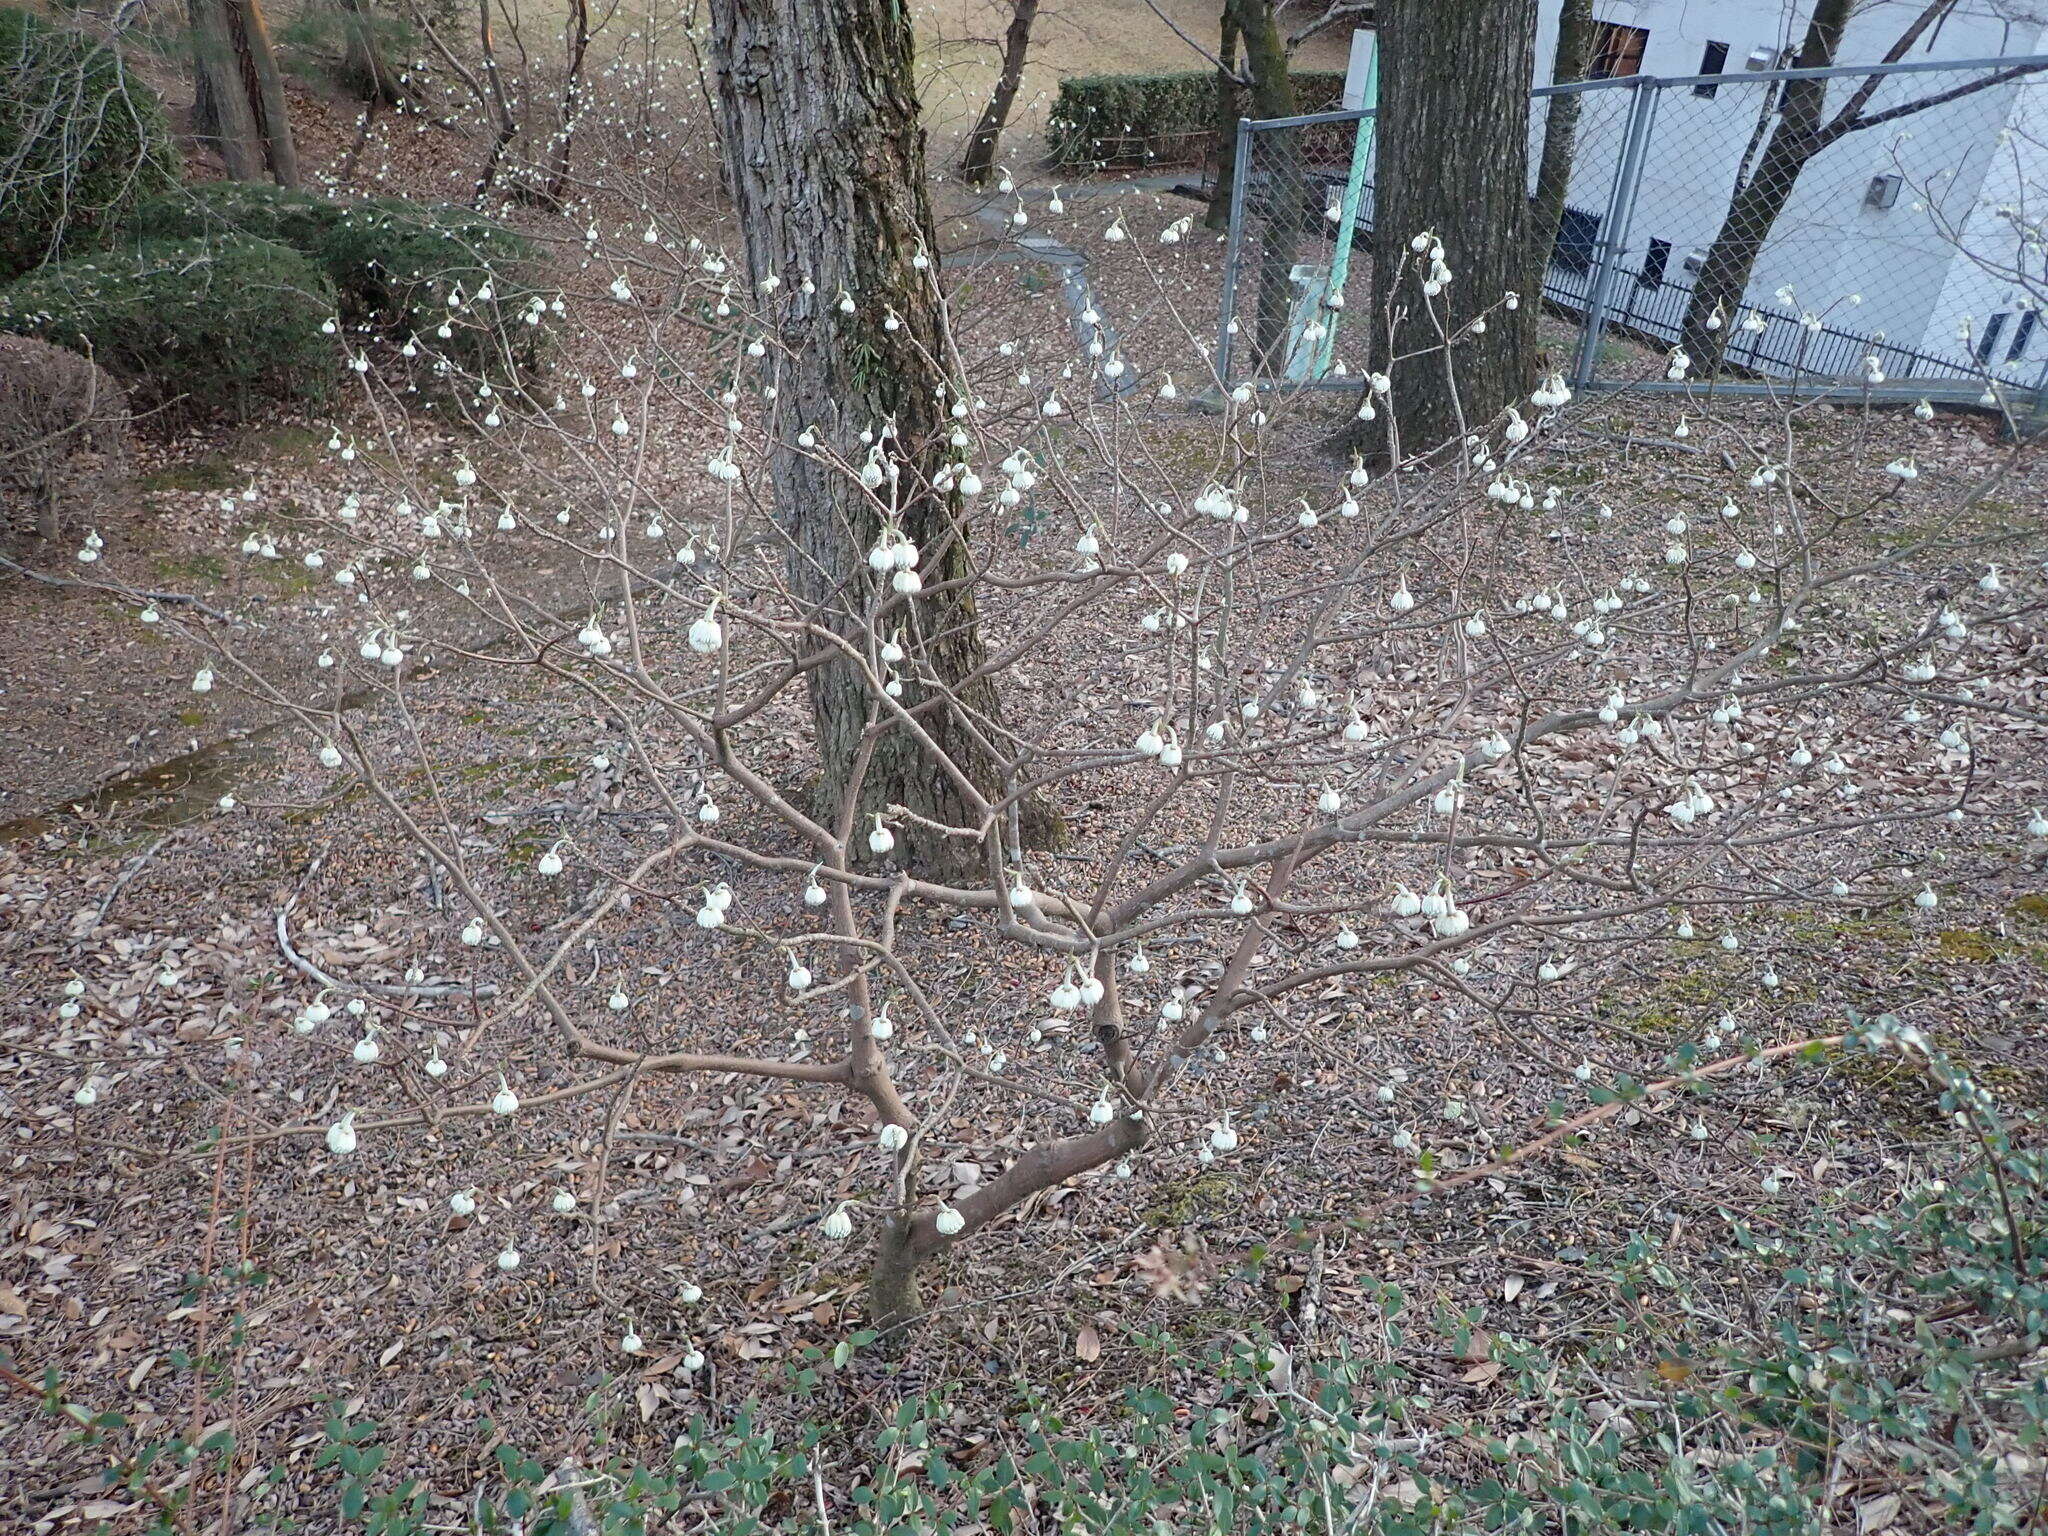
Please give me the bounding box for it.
[1216,52,2048,409]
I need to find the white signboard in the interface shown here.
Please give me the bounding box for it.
[1342,28,1377,111]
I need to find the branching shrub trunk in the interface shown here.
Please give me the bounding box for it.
[0,334,133,541]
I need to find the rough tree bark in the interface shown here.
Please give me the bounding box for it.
[867,1117,1148,1333]
[1528,0,1594,290]
[1203,1,1242,230]
[1334,0,1537,463]
[1229,0,1302,371]
[708,0,1054,881]
[958,0,1039,187]
[187,0,298,185]
[334,0,400,106]
[1675,0,2039,372]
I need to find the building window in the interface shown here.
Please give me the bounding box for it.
[1976,312,2011,364]
[1588,22,1649,79]
[1554,205,1602,274]
[1638,238,1672,290]
[1694,40,1730,96]
[2010,310,2038,362]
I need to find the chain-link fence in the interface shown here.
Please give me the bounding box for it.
[1216,53,2048,407]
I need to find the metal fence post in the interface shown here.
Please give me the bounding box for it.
[1213,116,1255,392]
[1571,78,1659,390]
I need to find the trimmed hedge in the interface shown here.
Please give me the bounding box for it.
[0,333,133,539]
[0,237,338,418]
[0,8,180,282]
[1047,69,1346,169]
[124,180,351,271]
[322,195,544,371]
[125,182,545,373]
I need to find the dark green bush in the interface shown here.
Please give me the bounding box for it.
[124,180,352,269]
[0,236,338,418]
[1048,70,1346,169]
[319,195,545,371]
[0,8,181,281]
[126,182,545,374]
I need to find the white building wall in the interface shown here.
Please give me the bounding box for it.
[1515,1,2043,377]
[1919,97,2048,374]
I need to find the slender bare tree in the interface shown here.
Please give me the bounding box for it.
[1680,0,2048,369]
[959,0,1041,188]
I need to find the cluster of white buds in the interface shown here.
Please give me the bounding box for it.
[696,882,732,929]
[1485,475,1536,509]
[1531,372,1572,409]
[1420,878,1470,937]
[867,525,922,594]
[1666,777,1718,826]
[1193,483,1249,523]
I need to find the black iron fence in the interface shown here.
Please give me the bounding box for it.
[1217,53,2048,405]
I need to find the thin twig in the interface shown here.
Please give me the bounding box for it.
[0,550,239,623]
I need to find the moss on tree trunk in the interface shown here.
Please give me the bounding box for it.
[708,0,1055,879]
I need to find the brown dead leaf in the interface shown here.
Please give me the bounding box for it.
[1074,1324,1101,1363]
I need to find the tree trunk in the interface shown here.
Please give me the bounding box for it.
[188,0,265,180]
[186,0,299,184]
[867,1218,924,1338]
[867,1116,1146,1333]
[1679,131,1821,371]
[1203,3,1242,230]
[544,0,592,203]
[708,0,1055,879]
[1679,0,1848,371]
[237,0,299,186]
[1335,0,1537,463]
[471,0,520,201]
[1229,0,1301,373]
[959,0,1038,188]
[1528,0,1593,288]
[335,0,400,106]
